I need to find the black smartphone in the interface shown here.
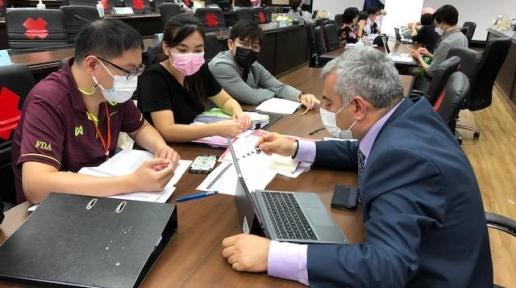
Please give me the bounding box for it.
[331,185,358,210]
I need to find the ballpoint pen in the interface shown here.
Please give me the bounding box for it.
[176,191,218,203]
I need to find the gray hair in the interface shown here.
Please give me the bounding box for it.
[321,47,403,109]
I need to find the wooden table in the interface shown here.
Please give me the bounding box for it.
[320,41,419,67]
[0,66,414,288]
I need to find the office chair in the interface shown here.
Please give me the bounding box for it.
[306,23,318,67]
[253,7,268,24]
[434,72,470,137]
[454,38,511,139]
[0,0,8,17]
[315,18,330,27]
[6,9,70,50]
[236,7,254,22]
[60,5,100,43]
[411,56,461,105]
[461,21,476,46]
[159,3,183,23]
[123,0,151,14]
[195,7,226,32]
[204,33,226,62]
[486,212,516,288]
[61,0,97,6]
[0,64,35,206]
[334,13,343,28]
[322,23,339,52]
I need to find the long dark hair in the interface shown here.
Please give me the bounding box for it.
[162,14,208,110]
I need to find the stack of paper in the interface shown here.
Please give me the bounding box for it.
[79,149,191,203]
[255,98,301,115]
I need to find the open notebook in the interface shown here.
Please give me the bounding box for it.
[79,149,191,203]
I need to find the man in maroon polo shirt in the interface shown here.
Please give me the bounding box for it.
[11,19,180,204]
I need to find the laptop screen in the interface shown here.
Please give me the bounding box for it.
[227,138,265,233]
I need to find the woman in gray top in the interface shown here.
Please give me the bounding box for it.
[410,4,468,77]
[209,21,319,108]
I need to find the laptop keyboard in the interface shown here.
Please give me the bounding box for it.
[262,192,317,240]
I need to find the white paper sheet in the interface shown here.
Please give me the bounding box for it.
[255,98,301,115]
[78,149,191,203]
[196,160,276,196]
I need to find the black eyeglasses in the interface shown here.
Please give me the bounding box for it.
[96,56,145,80]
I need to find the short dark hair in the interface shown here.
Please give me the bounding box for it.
[358,11,368,21]
[163,14,205,48]
[290,0,302,11]
[433,4,459,25]
[420,13,433,26]
[74,19,143,62]
[230,20,264,44]
[366,7,381,15]
[342,7,359,24]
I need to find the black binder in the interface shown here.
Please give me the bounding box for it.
[0,193,177,288]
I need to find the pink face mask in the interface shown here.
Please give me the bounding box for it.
[170,52,205,76]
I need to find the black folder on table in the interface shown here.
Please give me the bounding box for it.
[0,193,177,288]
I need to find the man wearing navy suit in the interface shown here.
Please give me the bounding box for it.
[222,47,493,287]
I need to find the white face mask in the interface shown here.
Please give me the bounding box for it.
[435,25,444,36]
[319,101,358,139]
[93,61,138,104]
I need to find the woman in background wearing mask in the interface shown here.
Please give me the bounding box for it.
[410,4,467,78]
[289,0,312,24]
[209,20,319,107]
[137,14,251,143]
[10,19,180,204]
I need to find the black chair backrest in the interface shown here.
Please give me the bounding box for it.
[314,25,327,55]
[253,7,268,24]
[0,0,7,17]
[315,18,329,26]
[195,7,225,32]
[62,0,97,6]
[462,21,476,46]
[236,7,254,22]
[437,71,470,132]
[159,3,183,23]
[323,23,339,52]
[0,64,35,204]
[123,0,151,13]
[60,5,100,43]
[334,14,343,28]
[465,38,511,111]
[205,33,226,62]
[447,46,482,90]
[6,9,69,50]
[425,56,461,104]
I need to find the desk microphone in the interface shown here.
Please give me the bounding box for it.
[74,15,93,23]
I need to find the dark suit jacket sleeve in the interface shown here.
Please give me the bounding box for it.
[313,140,359,170]
[307,148,446,287]
[0,201,3,224]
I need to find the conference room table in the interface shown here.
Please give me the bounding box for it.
[0,66,414,288]
[320,41,418,65]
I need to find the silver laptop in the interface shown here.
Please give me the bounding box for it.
[394,27,413,44]
[228,138,347,244]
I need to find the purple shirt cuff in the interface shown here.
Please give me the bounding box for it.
[267,241,309,285]
[295,139,316,163]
